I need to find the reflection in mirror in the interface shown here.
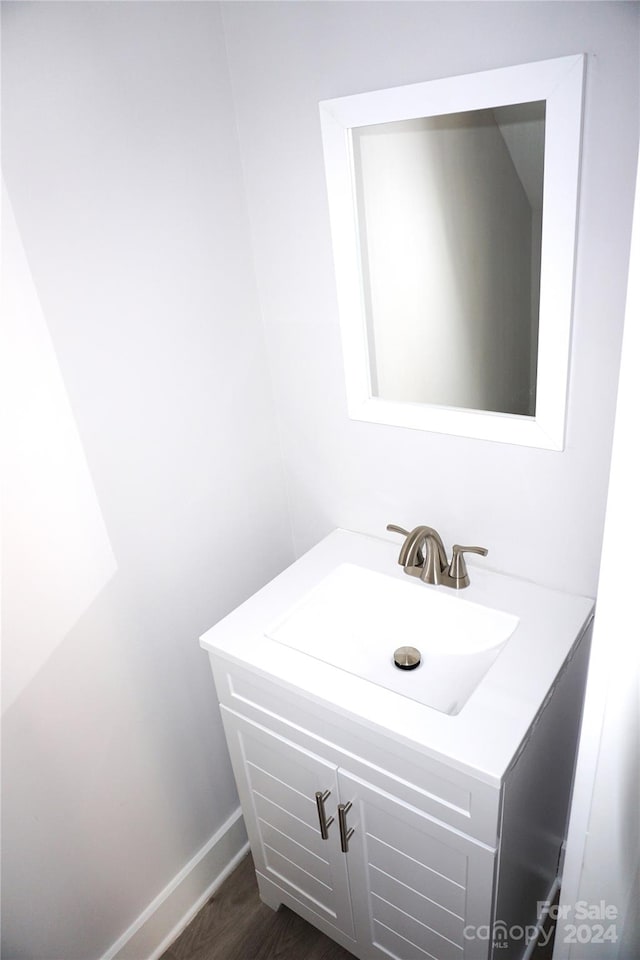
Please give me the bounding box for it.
[353,102,545,417]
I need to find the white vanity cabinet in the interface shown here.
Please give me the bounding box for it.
[201,530,594,960]
[220,707,356,943]
[218,689,496,960]
[339,768,493,960]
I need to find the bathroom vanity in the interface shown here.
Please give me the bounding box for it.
[200,529,593,960]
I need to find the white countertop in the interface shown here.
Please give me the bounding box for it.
[200,529,594,786]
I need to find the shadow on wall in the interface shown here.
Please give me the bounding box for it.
[1,180,119,712]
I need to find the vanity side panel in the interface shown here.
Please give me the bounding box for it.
[491,621,592,960]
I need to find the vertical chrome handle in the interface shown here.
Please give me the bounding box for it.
[338,801,354,853]
[315,790,334,840]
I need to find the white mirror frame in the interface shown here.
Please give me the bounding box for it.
[320,55,585,450]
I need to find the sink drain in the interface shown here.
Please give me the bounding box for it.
[393,646,421,670]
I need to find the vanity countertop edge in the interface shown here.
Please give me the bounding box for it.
[200,528,594,787]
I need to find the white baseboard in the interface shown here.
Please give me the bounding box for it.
[100,807,249,960]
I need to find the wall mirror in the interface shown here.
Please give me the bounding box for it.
[320,55,585,449]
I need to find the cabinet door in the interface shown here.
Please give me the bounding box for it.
[220,707,355,939]
[339,770,495,960]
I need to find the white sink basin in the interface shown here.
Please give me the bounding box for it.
[265,563,519,715]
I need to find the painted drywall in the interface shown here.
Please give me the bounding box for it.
[558,127,640,960]
[222,0,640,597]
[1,3,293,958]
[1,180,118,711]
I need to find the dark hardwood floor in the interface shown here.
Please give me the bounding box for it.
[161,853,355,960]
[162,852,557,960]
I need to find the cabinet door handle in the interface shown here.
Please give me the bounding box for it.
[338,801,354,853]
[315,790,334,839]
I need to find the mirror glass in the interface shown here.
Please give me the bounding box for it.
[352,102,545,417]
[320,56,584,449]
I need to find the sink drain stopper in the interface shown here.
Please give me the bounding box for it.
[393,646,421,670]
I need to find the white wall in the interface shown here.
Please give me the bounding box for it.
[1,3,293,958]
[1,181,119,711]
[557,114,640,960]
[222,0,639,597]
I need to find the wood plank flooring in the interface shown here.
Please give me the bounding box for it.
[161,853,355,960]
[162,852,557,960]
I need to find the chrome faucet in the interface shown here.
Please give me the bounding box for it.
[387,523,488,589]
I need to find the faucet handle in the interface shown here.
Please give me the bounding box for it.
[386,524,411,538]
[448,544,488,589]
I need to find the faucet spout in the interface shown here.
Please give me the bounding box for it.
[422,532,450,585]
[397,525,430,570]
[391,524,449,583]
